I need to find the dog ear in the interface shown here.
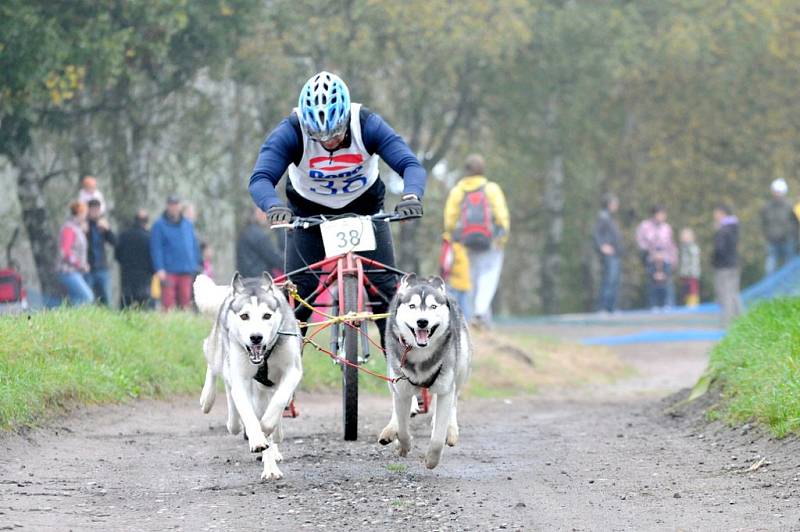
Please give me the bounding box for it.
[231,271,245,294]
[261,271,274,290]
[398,273,417,292]
[428,276,447,295]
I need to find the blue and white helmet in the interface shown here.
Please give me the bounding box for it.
[298,71,351,142]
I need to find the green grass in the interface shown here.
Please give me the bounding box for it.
[0,307,210,431]
[705,298,800,437]
[0,308,398,431]
[386,463,407,473]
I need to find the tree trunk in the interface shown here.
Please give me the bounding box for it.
[540,95,564,314]
[14,153,61,295]
[541,153,564,314]
[107,78,150,223]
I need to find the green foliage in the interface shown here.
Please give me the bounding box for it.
[7,0,800,312]
[707,298,800,437]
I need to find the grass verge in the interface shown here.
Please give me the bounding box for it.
[702,298,800,437]
[0,309,627,431]
[0,307,209,431]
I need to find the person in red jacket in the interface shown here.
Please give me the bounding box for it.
[56,201,93,305]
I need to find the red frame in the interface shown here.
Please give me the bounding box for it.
[273,250,431,414]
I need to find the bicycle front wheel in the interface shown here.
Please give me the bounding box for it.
[341,274,359,441]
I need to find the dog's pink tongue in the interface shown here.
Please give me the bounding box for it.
[415,329,429,345]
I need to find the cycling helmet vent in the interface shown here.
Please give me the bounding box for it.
[298,71,351,142]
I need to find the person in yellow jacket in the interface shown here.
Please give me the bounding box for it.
[443,154,510,326]
[440,232,473,318]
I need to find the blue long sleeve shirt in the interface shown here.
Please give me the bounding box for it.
[150,214,201,274]
[248,107,426,213]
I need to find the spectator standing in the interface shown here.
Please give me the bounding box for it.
[115,209,154,308]
[712,204,744,327]
[439,234,472,320]
[444,154,510,327]
[592,193,623,313]
[84,199,116,305]
[636,205,678,310]
[200,242,215,280]
[56,201,93,306]
[678,228,701,307]
[150,195,201,311]
[236,207,282,278]
[760,178,798,274]
[78,175,106,214]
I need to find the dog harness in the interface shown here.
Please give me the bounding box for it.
[395,333,448,389]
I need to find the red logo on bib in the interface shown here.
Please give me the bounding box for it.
[309,153,364,172]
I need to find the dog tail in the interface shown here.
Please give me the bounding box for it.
[193,274,230,316]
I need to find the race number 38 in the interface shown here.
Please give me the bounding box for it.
[320,216,377,258]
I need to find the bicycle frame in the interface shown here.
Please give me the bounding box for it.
[273,252,406,317]
[270,213,432,436]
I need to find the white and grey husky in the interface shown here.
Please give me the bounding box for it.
[194,272,302,481]
[379,274,471,469]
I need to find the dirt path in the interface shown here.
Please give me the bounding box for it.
[3,316,800,531]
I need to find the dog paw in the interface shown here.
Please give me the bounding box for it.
[446,425,459,447]
[199,390,215,414]
[272,444,283,463]
[378,423,398,445]
[425,446,443,469]
[260,461,284,481]
[226,417,242,436]
[248,430,268,453]
[397,435,412,457]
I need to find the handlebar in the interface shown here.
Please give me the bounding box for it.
[271,211,420,230]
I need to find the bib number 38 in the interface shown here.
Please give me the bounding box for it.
[320,217,377,258]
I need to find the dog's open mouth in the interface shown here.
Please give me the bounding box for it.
[407,324,439,347]
[246,344,267,365]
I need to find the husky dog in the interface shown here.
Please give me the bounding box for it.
[378,274,471,469]
[194,272,302,481]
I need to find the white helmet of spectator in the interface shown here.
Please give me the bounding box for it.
[771,178,788,196]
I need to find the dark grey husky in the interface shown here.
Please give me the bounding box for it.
[378,274,471,469]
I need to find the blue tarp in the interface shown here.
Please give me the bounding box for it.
[581,329,725,346]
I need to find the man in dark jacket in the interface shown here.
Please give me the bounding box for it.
[761,178,798,274]
[116,209,154,308]
[712,204,744,326]
[592,193,623,312]
[85,198,116,305]
[150,195,200,311]
[236,207,282,278]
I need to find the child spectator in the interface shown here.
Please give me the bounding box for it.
[678,228,701,307]
[648,248,669,310]
[440,234,472,320]
[200,242,214,280]
[78,175,106,214]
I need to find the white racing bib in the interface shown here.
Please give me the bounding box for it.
[288,103,380,209]
[320,216,377,258]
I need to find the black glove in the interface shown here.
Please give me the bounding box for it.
[394,195,423,219]
[266,205,293,227]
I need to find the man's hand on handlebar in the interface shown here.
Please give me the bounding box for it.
[267,205,293,227]
[394,194,423,219]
